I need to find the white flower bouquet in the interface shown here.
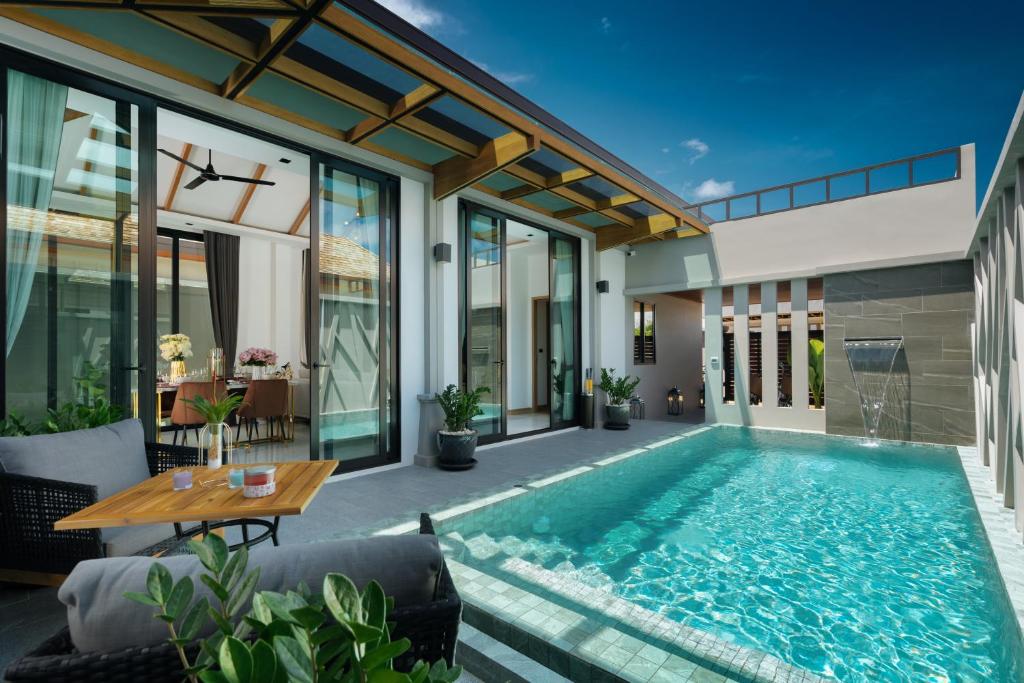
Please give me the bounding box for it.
[159,333,193,362]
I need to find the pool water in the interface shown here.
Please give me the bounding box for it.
[319,409,378,441]
[440,427,1024,681]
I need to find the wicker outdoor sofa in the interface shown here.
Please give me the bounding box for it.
[0,420,201,584]
[4,514,462,681]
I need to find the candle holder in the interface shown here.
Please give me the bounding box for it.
[172,470,192,491]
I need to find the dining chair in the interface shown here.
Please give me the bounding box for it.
[236,379,289,442]
[169,380,228,445]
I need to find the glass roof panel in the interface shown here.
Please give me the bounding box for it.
[626,201,659,217]
[247,74,368,129]
[295,23,422,97]
[528,148,578,175]
[615,205,644,220]
[419,96,509,140]
[367,127,455,166]
[30,9,239,83]
[477,172,523,193]
[575,174,625,200]
[520,191,577,213]
[571,212,616,228]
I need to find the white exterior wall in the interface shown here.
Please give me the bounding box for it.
[626,145,976,295]
[398,177,427,464]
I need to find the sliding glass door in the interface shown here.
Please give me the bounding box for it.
[549,235,579,429]
[461,205,504,440]
[313,160,398,470]
[2,66,156,432]
[460,201,580,442]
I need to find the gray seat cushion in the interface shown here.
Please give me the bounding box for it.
[101,523,178,558]
[59,534,443,653]
[0,419,150,500]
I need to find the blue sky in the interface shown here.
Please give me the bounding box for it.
[376,0,1023,207]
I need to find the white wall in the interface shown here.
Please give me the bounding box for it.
[625,146,976,295]
[626,293,703,420]
[237,238,305,371]
[399,177,427,464]
[505,240,549,411]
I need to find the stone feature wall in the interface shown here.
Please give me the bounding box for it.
[824,261,975,445]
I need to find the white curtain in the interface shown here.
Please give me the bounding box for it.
[5,70,68,356]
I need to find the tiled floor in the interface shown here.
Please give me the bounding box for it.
[0,416,700,674]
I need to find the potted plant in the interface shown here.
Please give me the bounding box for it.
[435,384,488,470]
[809,338,825,409]
[124,533,462,683]
[599,368,640,429]
[160,333,193,383]
[183,388,245,469]
[239,347,278,380]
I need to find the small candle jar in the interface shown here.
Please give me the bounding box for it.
[243,465,277,498]
[172,470,193,491]
[228,468,244,489]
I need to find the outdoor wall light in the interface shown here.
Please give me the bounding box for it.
[596,280,610,293]
[433,242,452,263]
[667,386,683,415]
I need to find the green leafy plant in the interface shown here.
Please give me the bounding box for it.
[0,361,123,436]
[183,392,246,425]
[125,534,461,683]
[808,338,825,409]
[435,384,488,433]
[0,412,34,436]
[599,368,640,406]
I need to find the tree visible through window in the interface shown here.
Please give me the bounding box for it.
[633,301,656,364]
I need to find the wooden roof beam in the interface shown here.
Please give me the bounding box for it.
[345,83,443,145]
[596,214,683,251]
[500,167,594,201]
[221,0,330,100]
[163,142,192,211]
[434,132,539,200]
[230,163,268,224]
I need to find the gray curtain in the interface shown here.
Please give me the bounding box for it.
[203,231,240,371]
[300,248,310,369]
[6,70,69,356]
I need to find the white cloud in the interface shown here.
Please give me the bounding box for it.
[471,59,533,86]
[661,147,670,154]
[682,138,709,164]
[693,178,735,201]
[374,0,444,30]
[600,17,612,33]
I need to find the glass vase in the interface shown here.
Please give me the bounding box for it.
[169,360,186,383]
[199,422,233,470]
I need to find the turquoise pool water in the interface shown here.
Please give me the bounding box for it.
[320,409,378,441]
[440,426,1024,681]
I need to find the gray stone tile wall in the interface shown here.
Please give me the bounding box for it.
[824,261,975,445]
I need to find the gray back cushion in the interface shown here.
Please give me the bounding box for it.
[0,419,150,500]
[59,534,444,653]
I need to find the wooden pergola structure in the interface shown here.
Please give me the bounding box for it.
[0,0,708,249]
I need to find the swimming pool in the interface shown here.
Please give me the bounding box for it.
[439,426,1024,681]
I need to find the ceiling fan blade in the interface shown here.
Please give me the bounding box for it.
[158,148,206,173]
[184,175,208,190]
[220,175,277,187]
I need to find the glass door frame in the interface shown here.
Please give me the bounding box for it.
[0,48,159,440]
[458,199,583,444]
[308,154,401,471]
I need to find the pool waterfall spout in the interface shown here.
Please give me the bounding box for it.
[843,337,905,444]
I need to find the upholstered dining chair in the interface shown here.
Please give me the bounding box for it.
[236,379,289,442]
[169,380,228,445]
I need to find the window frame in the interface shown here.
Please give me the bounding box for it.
[633,300,657,365]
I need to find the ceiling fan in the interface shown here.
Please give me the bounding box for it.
[158,148,276,190]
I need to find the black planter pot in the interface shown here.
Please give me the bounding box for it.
[437,430,479,470]
[604,404,631,430]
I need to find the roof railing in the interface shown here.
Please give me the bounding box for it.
[690,146,962,225]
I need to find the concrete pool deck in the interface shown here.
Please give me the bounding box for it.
[0,417,698,674]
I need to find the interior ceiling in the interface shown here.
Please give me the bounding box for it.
[157,109,310,237]
[0,0,708,250]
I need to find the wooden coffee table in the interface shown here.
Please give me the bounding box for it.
[55,460,337,550]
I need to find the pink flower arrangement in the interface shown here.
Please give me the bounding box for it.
[238,347,277,367]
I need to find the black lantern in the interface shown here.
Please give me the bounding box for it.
[667,387,683,415]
